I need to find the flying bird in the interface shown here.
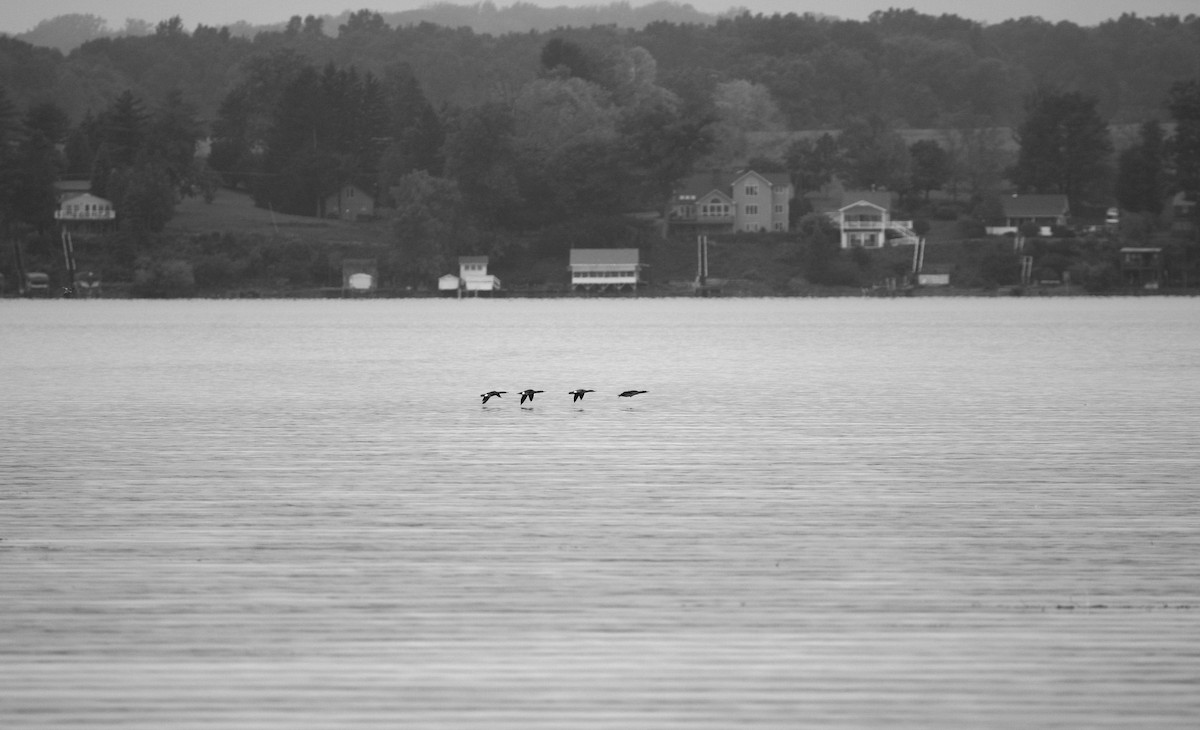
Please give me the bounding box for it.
[569,389,595,402]
[519,389,544,404]
[481,390,506,404]
[618,390,648,398]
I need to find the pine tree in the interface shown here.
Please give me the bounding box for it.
[1115,120,1167,215]
[1010,89,1112,207]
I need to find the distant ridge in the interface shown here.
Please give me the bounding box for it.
[374,2,722,35]
[13,2,726,52]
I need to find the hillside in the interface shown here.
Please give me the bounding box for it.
[140,192,1139,298]
[168,189,391,246]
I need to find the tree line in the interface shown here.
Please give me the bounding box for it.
[6,8,1199,128]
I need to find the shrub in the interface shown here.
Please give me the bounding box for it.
[192,254,237,290]
[132,258,195,298]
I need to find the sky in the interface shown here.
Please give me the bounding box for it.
[2,0,1197,35]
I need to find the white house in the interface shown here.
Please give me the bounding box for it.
[834,191,919,249]
[569,248,642,291]
[54,193,116,222]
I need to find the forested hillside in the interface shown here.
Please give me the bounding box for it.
[4,7,1199,126]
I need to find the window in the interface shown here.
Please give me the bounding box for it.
[745,205,759,215]
[774,204,784,214]
[745,184,759,196]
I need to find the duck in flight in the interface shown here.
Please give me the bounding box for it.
[481,390,506,404]
[569,389,595,402]
[519,389,544,404]
[619,390,648,398]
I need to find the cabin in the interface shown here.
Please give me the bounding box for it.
[458,256,500,293]
[54,191,117,234]
[323,184,375,221]
[988,194,1070,236]
[834,191,918,248]
[1119,247,1163,289]
[668,169,792,234]
[569,248,642,291]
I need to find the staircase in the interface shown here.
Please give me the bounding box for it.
[886,221,920,246]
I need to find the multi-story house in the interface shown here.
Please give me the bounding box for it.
[668,170,792,234]
[833,190,919,249]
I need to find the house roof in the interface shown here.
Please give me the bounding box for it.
[732,170,791,189]
[841,190,893,210]
[58,192,112,206]
[676,171,731,199]
[1001,194,1069,218]
[570,248,640,266]
[675,169,791,200]
[54,179,91,195]
[459,256,488,265]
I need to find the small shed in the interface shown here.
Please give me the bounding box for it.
[438,274,461,292]
[342,259,378,293]
[916,264,953,287]
[569,248,642,291]
[1119,247,1163,289]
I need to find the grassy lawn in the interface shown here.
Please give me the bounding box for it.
[168,188,393,247]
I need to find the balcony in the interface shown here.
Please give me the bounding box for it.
[55,210,117,221]
[841,218,913,230]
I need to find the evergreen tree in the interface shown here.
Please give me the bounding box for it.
[1115,120,1167,215]
[0,86,26,235]
[1167,79,1200,204]
[1010,89,1112,207]
[146,90,202,195]
[383,63,443,176]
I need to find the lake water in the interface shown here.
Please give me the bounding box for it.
[2,297,1198,728]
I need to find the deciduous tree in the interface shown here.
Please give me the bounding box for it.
[784,133,840,195]
[909,139,951,200]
